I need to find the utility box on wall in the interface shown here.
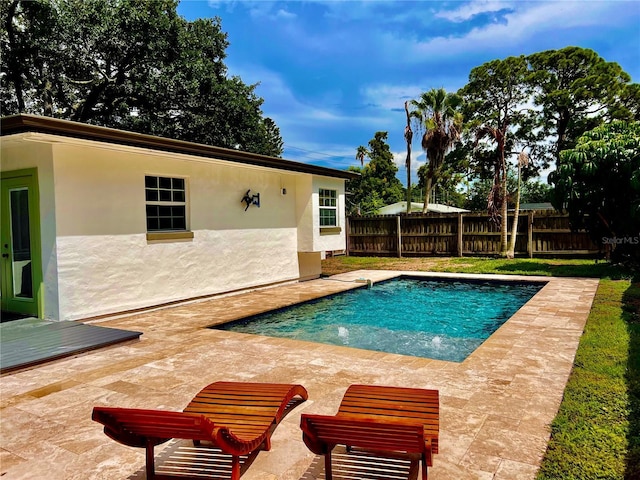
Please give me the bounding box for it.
[297,251,321,281]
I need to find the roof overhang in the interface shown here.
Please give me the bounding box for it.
[1,114,359,180]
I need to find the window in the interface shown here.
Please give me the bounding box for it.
[319,188,337,227]
[145,176,187,231]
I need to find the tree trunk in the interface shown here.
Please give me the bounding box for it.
[498,148,508,256]
[506,163,522,259]
[499,179,509,256]
[555,109,570,161]
[422,176,432,214]
[404,102,412,214]
[406,166,412,213]
[74,79,109,122]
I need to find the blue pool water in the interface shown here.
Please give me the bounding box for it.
[214,277,545,362]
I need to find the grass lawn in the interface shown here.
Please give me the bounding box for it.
[321,256,640,480]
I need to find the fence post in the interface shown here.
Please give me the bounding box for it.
[457,213,464,257]
[345,216,350,256]
[528,212,534,258]
[397,215,402,257]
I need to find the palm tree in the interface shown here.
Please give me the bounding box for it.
[410,88,463,213]
[404,101,413,214]
[356,145,368,167]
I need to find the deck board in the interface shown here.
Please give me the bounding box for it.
[0,318,142,373]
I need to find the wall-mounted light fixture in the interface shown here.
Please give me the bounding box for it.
[241,189,260,211]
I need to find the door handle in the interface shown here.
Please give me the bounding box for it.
[1,253,8,258]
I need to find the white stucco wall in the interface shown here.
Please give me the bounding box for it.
[295,176,347,255]
[312,176,347,254]
[48,140,304,320]
[1,137,60,320]
[295,176,314,252]
[56,229,298,319]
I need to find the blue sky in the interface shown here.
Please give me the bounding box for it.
[177,0,640,184]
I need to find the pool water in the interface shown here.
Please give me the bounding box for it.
[213,277,545,362]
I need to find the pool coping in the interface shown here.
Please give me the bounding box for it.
[0,270,599,480]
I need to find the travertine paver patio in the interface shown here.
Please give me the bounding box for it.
[0,270,598,480]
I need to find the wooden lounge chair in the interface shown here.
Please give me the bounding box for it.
[93,381,308,480]
[300,384,439,480]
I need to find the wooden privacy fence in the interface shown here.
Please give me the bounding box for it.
[346,212,600,257]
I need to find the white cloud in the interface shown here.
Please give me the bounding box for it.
[227,65,324,124]
[213,1,637,175]
[319,0,391,21]
[207,0,240,10]
[247,3,298,21]
[393,149,425,172]
[360,84,424,110]
[377,1,623,64]
[537,165,553,184]
[284,141,359,168]
[435,1,514,22]
[226,64,393,163]
[275,8,296,19]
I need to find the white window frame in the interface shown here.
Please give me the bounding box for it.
[319,188,338,227]
[144,175,188,232]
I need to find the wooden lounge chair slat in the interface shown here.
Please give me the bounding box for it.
[300,384,439,480]
[93,381,307,480]
[340,394,439,405]
[302,416,426,444]
[199,398,294,403]
[184,405,277,415]
[340,395,438,407]
[336,412,439,425]
[346,384,430,394]
[339,404,439,416]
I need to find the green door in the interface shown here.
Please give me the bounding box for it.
[1,170,42,318]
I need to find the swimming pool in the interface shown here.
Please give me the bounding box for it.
[213,276,545,362]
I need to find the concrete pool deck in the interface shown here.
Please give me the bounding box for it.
[0,271,599,480]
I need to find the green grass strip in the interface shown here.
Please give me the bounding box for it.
[537,280,640,480]
[322,256,634,279]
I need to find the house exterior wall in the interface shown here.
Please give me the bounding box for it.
[48,140,310,320]
[1,128,351,321]
[295,176,314,252]
[312,176,347,256]
[295,175,347,256]
[0,138,60,320]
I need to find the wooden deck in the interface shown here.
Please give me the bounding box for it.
[0,317,142,374]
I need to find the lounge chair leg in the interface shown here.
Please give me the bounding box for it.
[231,455,240,480]
[421,453,428,480]
[324,449,333,480]
[145,440,156,480]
